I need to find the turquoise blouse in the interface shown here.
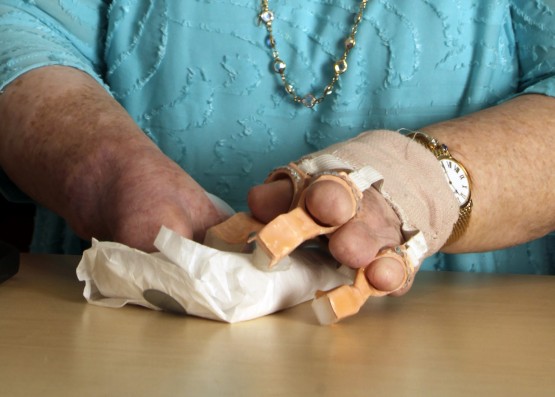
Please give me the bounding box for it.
[1,0,555,274]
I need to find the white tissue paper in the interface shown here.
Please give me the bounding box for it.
[76,226,350,323]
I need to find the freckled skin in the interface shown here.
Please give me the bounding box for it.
[0,66,227,252]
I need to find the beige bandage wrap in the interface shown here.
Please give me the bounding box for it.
[296,129,459,261]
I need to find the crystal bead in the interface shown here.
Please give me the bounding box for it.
[345,37,356,50]
[324,85,333,96]
[302,94,316,108]
[259,10,274,24]
[285,84,295,94]
[273,59,286,73]
[334,59,348,74]
[265,35,275,48]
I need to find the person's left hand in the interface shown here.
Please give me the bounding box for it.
[248,177,415,296]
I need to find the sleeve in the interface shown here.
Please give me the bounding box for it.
[0,0,110,91]
[512,0,555,97]
[0,0,110,202]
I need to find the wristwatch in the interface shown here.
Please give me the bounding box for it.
[407,131,472,245]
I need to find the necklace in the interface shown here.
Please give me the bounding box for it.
[258,0,369,108]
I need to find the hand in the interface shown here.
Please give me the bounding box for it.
[86,148,228,252]
[248,178,415,296]
[0,66,228,253]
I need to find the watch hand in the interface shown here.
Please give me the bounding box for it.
[440,162,456,188]
[440,162,463,199]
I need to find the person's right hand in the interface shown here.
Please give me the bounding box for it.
[87,146,229,252]
[0,66,227,253]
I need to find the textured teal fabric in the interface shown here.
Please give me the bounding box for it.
[1,0,554,273]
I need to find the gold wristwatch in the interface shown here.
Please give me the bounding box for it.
[407,131,472,245]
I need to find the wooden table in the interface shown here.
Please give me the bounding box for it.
[1,254,554,396]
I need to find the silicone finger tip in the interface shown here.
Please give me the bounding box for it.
[312,296,338,325]
[252,246,291,272]
[252,246,273,269]
[368,257,406,292]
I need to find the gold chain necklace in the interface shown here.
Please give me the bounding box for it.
[258,0,369,108]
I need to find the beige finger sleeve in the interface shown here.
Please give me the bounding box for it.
[299,129,459,257]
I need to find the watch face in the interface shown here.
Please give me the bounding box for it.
[440,158,470,206]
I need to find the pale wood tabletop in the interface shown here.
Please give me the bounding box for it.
[1,254,554,397]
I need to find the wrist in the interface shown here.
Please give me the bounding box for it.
[404,130,473,246]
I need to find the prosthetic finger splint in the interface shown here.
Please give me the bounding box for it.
[250,163,363,270]
[312,237,426,325]
[205,130,459,324]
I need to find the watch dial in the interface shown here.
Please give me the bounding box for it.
[440,159,470,205]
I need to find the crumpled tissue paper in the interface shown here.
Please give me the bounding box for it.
[76,226,350,323]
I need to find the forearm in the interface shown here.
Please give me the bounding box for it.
[0,66,166,239]
[423,94,555,253]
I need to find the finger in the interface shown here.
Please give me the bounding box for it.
[328,185,403,265]
[328,220,380,269]
[304,179,356,227]
[388,272,415,297]
[364,255,409,293]
[110,205,194,253]
[247,179,294,223]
